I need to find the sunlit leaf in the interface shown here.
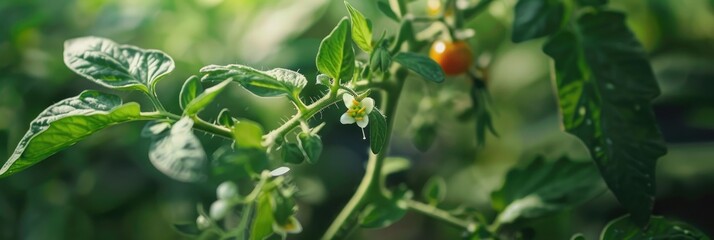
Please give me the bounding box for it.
[544,10,667,226]
[491,156,604,225]
[345,1,373,52]
[179,76,203,111]
[184,79,231,116]
[316,17,355,84]
[148,117,207,182]
[201,64,307,97]
[233,119,265,149]
[63,36,174,92]
[0,91,141,177]
[251,193,275,240]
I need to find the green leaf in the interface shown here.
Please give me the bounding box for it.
[251,193,275,240]
[393,52,445,83]
[388,0,407,18]
[173,223,201,236]
[297,132,323,164]
[369,108,388,154]
[422,177,446,205]
[270,190,296,226]
[211,146,268,179]
[281,143,305,164]
[345,1,373,52]
[512,0,565,43]
[0,90,141,177]
[184,79,231,116]
[316,17,355,83]
[543,10,667,226]
[148,117,207,182]
[359,186,410,228]
[578,0,607,7]
[382,157,411,176]
[233,119,265,149]
[377,0,399,22]
[570,233,586,240]
[463,0,495,20]
[491,156,604,225]
[63,36,174,92]
[370,45,392,73]
[179,76,203,111]
[391,21,415,54]
[601,215,709,240]
[216,108,235,128]
[200,64,307,97]
[410,118,437,152]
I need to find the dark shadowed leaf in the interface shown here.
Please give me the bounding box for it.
[297,132,322,164]
[393,52,445,83]
[369,108,388,154]
[491,156,604,225]
[543,10,667,226]
[601,215,709,240]
[512,0,565,43]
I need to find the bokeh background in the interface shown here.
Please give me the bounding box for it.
[1,0,714,239]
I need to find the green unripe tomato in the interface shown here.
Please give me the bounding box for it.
[209,199,230,220]
[216,181,238,200]
[196,215,210,230]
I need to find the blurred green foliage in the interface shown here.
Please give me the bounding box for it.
[1,0,714,239]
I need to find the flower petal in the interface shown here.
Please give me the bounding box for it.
[357,116,369,128]
[361,97,375,114]
[343,94,354,108]
[340,113,355,124]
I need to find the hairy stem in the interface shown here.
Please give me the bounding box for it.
[139,111,233,139]
[322,70,405,240]
[405,199,477,231]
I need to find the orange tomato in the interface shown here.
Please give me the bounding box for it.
[429,40,473,76]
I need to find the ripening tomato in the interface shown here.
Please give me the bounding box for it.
[429,40,473,76]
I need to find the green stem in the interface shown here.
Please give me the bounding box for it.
[138,111,233,139]
[145,89,167,112]
[263,90,346,147]
[322,69,406,240]
[405,199,477,231]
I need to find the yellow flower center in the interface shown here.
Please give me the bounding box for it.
[347,100,367,119]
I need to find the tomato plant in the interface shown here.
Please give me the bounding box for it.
[0,0,711,239]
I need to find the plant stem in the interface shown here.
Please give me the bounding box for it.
[322,69,406,240]
[138,111,233,139]
[263,90,345,147]
[405,199,476,231]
